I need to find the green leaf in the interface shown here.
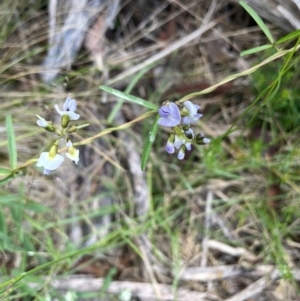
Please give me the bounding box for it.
[141,115,159,171]
[240,44,273,56]
[0,206,8,248]
[100,86,158,110]
[25,202,49,213]
[275,29,300,44]
[0,167,11,176]
[107,65,153,123]
[239,1,274,44]
[0,194,21,204]
[5,115,17,169]
[8,203,24,224]
[0,174,14,186]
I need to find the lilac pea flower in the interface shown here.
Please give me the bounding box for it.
[55,97,80,120]
[177,146,186,160]
[182,100,203,126]
[166,134,175,154]
[174,128,194,151]
[63,96,77,112]
[158,103,181,127]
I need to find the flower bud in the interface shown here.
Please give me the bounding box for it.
[61,114,70,128]
[184,129,194,139]
[182,123,190,131]
[166,134,175,154]
[44,124,56,132]
[195,133,210,145]
[177,145,186,160]
[49,144,58,158]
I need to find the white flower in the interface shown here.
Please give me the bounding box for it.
[63,96,77,112]
[36,115,55,132]
[174,128,194,151]
[37,152,64,174]
[55,96,80,120]
[66,140,79,164]
[173,129,194,160]
[182,100,203,125]
[36,116,48,127]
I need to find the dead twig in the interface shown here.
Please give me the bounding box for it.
[224,269,280,301]
[48,276,210,301]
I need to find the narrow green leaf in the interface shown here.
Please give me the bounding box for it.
[0,194,20,204]
[239,1,274,44]
[0,206,8,249]
[141,115,159,171]
[108,65,153,123]
[0,167,11,176]
[99,268,117,295]
[100,86,158,110]
[25,202,49,213]
[8,203,24,224]
[0,174,14,186]
[240,44,273,56]
[5,115,17,169]
[275,29,300,44]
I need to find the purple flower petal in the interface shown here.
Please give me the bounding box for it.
[43,168,52,175]
[166,141,175,154]
[157,103,181,127]
[177,148,185,160]
[158,106,170,117]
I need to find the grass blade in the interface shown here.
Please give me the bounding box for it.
[108,65,153,123]
[5,115,17,169]
[239,1,274,44]
[141,115,159,171]
[240,44,273,56]
[100,86,158,110]
[275,29,300,44]
[0,167,11,176]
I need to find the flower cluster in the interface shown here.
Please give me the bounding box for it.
[158,100,210,159]
[36,96,88,175]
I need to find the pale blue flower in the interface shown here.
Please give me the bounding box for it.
[182,100,202,125]
[173,129,194,160]
[166,134,175,154]
[55,96,80,120]
[158,103,181,127]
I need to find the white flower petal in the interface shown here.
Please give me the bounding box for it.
[184,101,198,116]
[63,96,72,111]
[37,152,64,171]
[66,149,79,164]
[37,119,48,127]
[174,135,184,149]
[63,96,77,112]
[55,104,80,120]
[66,140,73,147]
